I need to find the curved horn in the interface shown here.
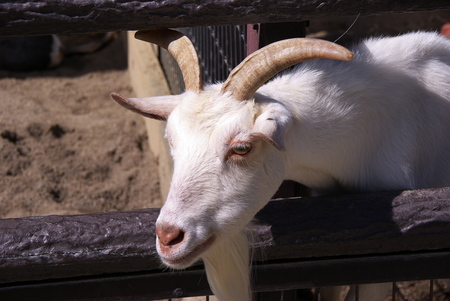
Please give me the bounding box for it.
[221,38,354,101]
[135,29,203,93]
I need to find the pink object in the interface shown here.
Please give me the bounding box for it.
[441,23,450,37]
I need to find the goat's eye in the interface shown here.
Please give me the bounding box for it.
[231,142,252,155]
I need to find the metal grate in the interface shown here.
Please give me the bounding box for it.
[159,25,247,94]
[165,281,450,301]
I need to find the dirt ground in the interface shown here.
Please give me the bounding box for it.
[0,34,162,219]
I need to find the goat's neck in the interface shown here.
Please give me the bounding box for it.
[256,79,358,193]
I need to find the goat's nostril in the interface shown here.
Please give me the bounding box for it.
[156,224,185,247]
[169,230,185,246]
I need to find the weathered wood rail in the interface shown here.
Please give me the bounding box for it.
[0,0,449,36]
[1,188,450,300]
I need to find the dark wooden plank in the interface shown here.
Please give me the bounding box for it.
[0,267,213,301]
[0,187,449,285]
[1,251,450,300]
[252,250,450,291]
[251,187,450,262]
[0,0,449,36]
[0,209,160,283]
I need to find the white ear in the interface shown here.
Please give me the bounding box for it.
[250,102,292,151]
[110,92,180,121]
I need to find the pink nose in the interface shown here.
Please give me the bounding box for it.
[156,223,185,248]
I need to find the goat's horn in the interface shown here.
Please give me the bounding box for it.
[221,38,354,101]
[135,29,203,93]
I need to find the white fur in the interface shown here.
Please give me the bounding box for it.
[118,32,450,300]
[202,231,251,301]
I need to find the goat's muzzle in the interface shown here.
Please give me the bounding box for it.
[155,222,216,268]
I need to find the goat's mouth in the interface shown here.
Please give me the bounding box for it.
[159,235,216,268]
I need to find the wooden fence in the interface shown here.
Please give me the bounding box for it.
[1,188,450,299]
[1,0,450,36]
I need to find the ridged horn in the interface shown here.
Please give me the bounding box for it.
[221,38,354,101]
[135,29,203,93]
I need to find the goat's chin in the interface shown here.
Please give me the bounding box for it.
[158,235,216,269]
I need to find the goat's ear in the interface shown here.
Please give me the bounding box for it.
[250,103,291,151]
[110,92,180,121]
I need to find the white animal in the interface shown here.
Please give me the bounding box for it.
[111,29,450,301]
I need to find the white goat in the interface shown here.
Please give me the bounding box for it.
[111,29,450,301]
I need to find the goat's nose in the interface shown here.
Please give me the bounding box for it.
[156,224,185,247]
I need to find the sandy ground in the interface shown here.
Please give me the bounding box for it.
[0,34,162,219]
[0,32,213,301]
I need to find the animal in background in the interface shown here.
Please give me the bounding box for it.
[0,33,115,71]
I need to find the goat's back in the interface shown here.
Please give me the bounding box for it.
[261,32,450,191]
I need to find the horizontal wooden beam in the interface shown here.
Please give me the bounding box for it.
[251,187,450,261]
[2,251,450,300]
[1,187,450,286]
[1,1,449,36]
